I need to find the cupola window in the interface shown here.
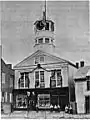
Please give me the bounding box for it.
[45,38,49,43]
[45,22,49,30]
[38,38,43,44]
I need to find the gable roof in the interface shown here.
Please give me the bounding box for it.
[74,66,90,79]
[14,50,76,69]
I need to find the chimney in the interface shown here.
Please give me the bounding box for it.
[80,61,84,67]
[7,64,12,69]
[76,62,79,69]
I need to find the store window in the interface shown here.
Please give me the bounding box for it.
[38,94,50,108]
[45,38,49,43]
[18,73,30,88]
[38,38,43,44]
[16,94,27,108]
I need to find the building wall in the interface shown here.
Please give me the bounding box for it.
[68,64,77,102]
[75,81,87,114]
[1,59,14,103]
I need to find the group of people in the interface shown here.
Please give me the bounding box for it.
[65,104,73,114]
[36,103,73,114]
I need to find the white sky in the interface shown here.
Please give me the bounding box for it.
[1,1,90,66]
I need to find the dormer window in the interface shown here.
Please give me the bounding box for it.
[38,38,43,44]
[45,38,49,43]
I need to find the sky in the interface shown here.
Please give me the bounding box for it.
[1,1,90,67]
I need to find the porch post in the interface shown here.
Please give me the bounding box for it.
[24,73,25,88]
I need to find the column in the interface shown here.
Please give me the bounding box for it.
[24,73,25,88]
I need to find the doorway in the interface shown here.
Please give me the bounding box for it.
[85,96,90,113]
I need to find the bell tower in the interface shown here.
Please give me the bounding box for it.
[33,0,55,53]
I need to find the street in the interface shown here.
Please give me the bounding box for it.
[1,111,90,119]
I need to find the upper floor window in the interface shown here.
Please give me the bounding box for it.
[2,72,5,84]
[35,71,45,88]
[45,38,49,43]
[57,70,62,87]
[50,69,62,88]
[10,75,14,88]
[38,38,43,44]
[87,76,90,90]
[18,72,30,88]
[35,39,37,44]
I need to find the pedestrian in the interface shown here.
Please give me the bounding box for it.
[57,104,60,112]
[50,104,53,112]
[54,105,57,112]
[36,103,38,113]
[26,92,30,117]
[65,105,68,113]
[69,105,73,114]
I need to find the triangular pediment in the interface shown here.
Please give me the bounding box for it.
[14,50,68,69]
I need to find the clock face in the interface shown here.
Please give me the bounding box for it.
[36,21,44,30]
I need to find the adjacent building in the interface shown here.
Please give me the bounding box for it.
[1,59,15,109]
[13,3,77,111]
[74,61,90,114]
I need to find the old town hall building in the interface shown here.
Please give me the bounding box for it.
[13,2,77,111]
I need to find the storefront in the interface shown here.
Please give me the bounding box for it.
[12,87,69,111]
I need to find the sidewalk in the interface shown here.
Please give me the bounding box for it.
[1,111,90,119]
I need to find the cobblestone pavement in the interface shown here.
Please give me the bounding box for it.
[1,111,90,119]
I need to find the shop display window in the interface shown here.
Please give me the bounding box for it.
[38,94,50,108]
[16,94,27,108]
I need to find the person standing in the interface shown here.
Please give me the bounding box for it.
[26,92,30,117]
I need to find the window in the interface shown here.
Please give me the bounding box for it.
[51,22,54,31]
[51,70,56,88]
[15,94,27,108]
[38,94,50,108]
[35,57,39,64]
[10,93,12,103]
[51,39,53,43]
[35,39,37,44]
[18,73,29,88]
[57,70,62,86]
[38,38,43,44]
[10,75,14,87]
[87,76,90,90]
[35,71,39,88]
[45,22,49,30]
[45,38,49,43]
[5,92,7,102]
[1,92,5,102]
[35,71,45,88]
[40,56,44,62]
[2,73,5,84]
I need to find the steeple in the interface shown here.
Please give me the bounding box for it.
[33,0,55,54]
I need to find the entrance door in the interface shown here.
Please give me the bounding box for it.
[85,96,90,113]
